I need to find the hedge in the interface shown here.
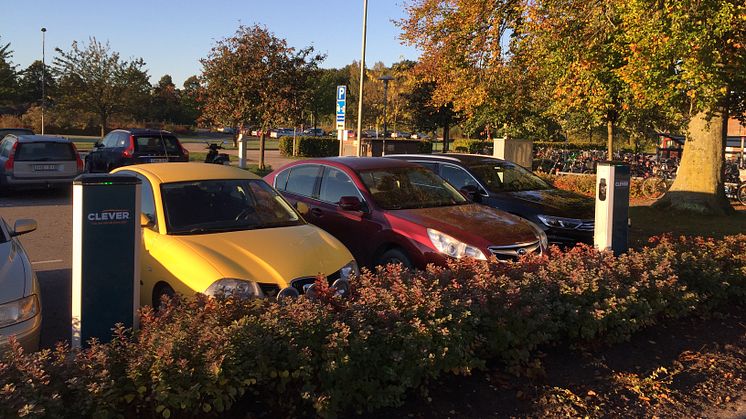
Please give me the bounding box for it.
[279,136,339,158]
[451,139,491,154]
[1,235,745,418]
[536,172,646,199]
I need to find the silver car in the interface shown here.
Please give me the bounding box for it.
[0,218,42,352]
[0,134,84,190]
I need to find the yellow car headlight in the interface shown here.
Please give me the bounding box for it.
[339,260,359,281]
[0,295,40,328]
[204,279,262,299]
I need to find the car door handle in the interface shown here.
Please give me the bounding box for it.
[310,208,323,217]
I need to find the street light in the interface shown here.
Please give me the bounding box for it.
[378,75,394,156]
[41,27,46,135]
[355,0,368,157]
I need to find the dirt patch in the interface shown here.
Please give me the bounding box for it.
[366,305,746,418]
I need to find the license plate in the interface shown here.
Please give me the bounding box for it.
[149,158,168,163]
[33,164,58,171]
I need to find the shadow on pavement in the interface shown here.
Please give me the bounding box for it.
[0,186,72,208]
[37,268,71,349]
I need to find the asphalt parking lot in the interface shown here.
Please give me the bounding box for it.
[2,187,72,349]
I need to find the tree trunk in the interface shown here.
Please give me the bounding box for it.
[652,109,733,215]
[443,122,450,153]
[259,132,266,170]
[606,118,614,160]
[100,113,107,138]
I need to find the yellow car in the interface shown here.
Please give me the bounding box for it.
[111,163,357,307]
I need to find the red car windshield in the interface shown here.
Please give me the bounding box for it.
[359,167,467,210]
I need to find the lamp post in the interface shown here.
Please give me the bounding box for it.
[41,27,46,135]
[378,75,394,156]
[355,0,368,157]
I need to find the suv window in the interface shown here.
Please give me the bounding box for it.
[284,165,321,197]
[0,139,12,158]
[319,167,362,203]
[116,132,129,147]
[14,142,76,161]
[441,164,481,189]
[102,132,117,148]
[134,135,181,154]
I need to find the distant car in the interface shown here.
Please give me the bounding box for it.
[390,131,411,139]
[0,128,34,140]
[0,134,84,190]
[410,133,431,140]
[270,128,295,138]
[386,154,595,246]
[265,157,547,269]
[0,217,42,352]
[85,129,189,173]
[111,163,357,307]
[361,130,378,138]
[302,128,326,137]
[217,127,236,134]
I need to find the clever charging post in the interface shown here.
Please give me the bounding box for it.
[594,162,630,255]
[72,174,141,348]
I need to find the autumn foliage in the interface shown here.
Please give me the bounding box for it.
[1,235,744,418]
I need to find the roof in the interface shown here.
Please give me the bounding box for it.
[111,128,175,136]
[304,157,423,171]
[113,162,260,184]
[12,134,70,143]
[386,153,509,166]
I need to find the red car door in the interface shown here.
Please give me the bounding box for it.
[308,165,382,266]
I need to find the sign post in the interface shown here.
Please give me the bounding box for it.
[336,85,346,156]
[72,174,141,348]
[594,162,630,255]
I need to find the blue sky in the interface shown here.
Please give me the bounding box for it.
[1,0,420,87]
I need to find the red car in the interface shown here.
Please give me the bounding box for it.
[265,158,547,269]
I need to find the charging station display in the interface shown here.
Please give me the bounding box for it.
[594,162,630,255]
[72,174,141,348]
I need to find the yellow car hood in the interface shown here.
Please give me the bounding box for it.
[172,224,353,289]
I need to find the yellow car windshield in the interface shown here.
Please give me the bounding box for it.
[161,179,303,235]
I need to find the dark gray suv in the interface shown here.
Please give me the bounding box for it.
[85,129,189,173]
[386,154,595,246]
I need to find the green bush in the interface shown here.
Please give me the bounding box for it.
[537,172,646,199]
[279,136,339,157]
[416,140,434,154]
[1,235,745,418]
[451,139,491,154]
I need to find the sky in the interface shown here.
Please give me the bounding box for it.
[1,0,420,87]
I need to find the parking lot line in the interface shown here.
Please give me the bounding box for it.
[31,259,64,265]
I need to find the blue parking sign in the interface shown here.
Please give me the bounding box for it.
[337,86,347,101]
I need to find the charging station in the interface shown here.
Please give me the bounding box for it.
[594,162,630,255]
[72,174,141,348]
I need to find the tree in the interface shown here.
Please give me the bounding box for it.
[0,37,19,108]
[151,74,181,123]
[399,1,527,132]
[200,25,324,169]
[17,60,56,107]
[619,0,745,215]
[180,75,202,126]
[404,79,460,150]
[53,38,151,137]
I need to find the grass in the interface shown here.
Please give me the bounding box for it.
[188,151,272,177]
[71,136,280,151]
[628,204,746,247]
